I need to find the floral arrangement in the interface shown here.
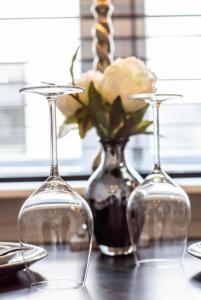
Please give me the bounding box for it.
[57,54,156,140]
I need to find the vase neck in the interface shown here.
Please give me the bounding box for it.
[99,139,128,167]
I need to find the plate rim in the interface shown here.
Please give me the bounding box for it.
[0,241,47,272]
[187,241,201,259]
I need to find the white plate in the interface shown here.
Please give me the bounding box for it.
[0,242,47,277]
[187,242,201,259]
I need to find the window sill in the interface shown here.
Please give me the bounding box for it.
[0,177,201,199]
[0,180,86,199]
[0,178,201,240]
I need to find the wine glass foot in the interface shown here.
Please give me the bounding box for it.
[31,279,83,291]
[137,258,182,268]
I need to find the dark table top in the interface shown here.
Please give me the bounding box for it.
[1,245,201,300]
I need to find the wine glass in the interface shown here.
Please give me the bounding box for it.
[126,93,191,267]
[18,85,93,290]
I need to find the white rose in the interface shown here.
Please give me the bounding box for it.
[100,57,156,113]
[57,70,103,117]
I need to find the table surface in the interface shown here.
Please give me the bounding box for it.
[1,244,201,300]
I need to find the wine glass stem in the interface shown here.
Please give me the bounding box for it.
[152,102,161,172]
[48,98,59,177]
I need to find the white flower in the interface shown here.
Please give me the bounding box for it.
[100,57,156,113]
[57,70,103,117]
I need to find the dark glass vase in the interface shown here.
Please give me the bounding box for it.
[85,138,142,256]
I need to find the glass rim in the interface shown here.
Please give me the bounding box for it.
[128,93,183,102]
[19,84,84,95]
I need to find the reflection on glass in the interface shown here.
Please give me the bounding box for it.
[127,93,191,267]
[18,85,93,290]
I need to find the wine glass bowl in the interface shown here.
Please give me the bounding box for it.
[18,85,93,290]
[127,93,191,267]
[127,172,190,266]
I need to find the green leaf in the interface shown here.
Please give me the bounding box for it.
[129,104,149,126]
[76,107,88,120]
[113,103,152,138]
[58,115,78,138]
[64,115,77,124]
[115,114,153,137]
[115,114,136,138]
[58,123,78,138]
[109,96,126,136]
[70,46,79,85]
[141,131,153,135]
[75,107,93,138]
[88,82,109,137]
[131,120,153,135]
[78,118,93,138]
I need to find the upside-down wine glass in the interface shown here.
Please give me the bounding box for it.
[18,85,93,290]
[127,93,191,267]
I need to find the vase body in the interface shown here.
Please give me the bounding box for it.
[85,138,142,256]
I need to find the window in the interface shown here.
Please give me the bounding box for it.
[0,0,86,179]
[144,0,201,174]
[81,0,201,176]
[0,0,201,180]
